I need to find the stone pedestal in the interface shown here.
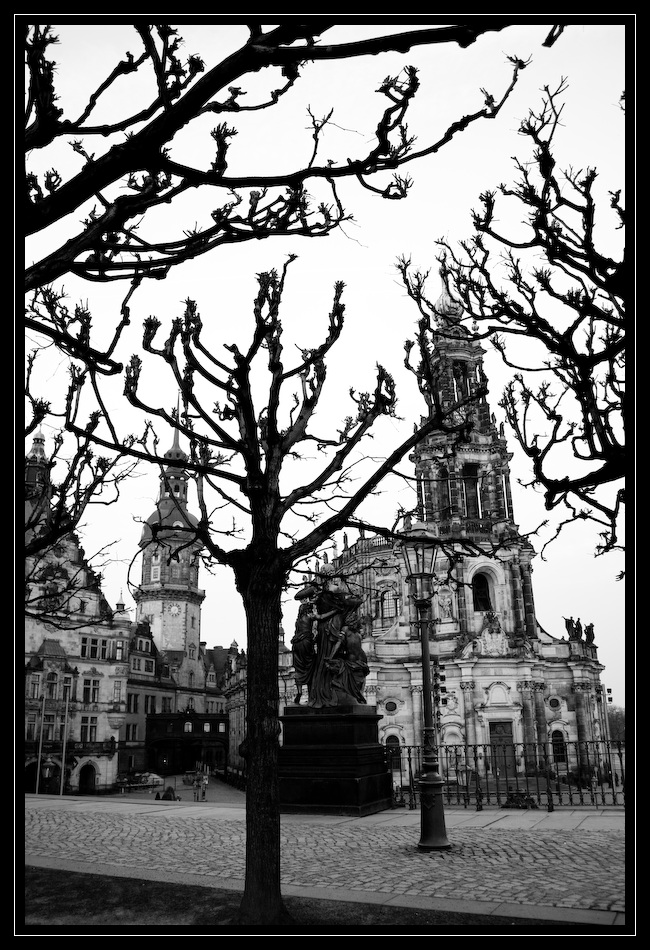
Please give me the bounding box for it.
[278,704,393,816]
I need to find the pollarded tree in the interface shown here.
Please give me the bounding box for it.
[399,82,625,560]
[62,260,511,927]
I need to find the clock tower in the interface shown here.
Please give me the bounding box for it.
[133,427,205,652]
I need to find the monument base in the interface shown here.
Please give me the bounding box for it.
[278,704,393,816]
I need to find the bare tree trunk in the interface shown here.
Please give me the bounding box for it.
[236,558,293,928]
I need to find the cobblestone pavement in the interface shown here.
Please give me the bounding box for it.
[24,794,626,925]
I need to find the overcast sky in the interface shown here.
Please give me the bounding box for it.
[24,20,628,707]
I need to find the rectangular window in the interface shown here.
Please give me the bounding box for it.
[144,660,154,673]
[81,716,98,742]
[162,697,172,713]
[144,695,156,714]
[43,714,55,741]
[63,676,72,700]
[89,638,99,659]
[133,658,141,671]
[115,641,124,661]
[126,723,138,741]
[29,675,40,699]
[151,566,160,582]
[100,639,109,660]
[26,715,37,740]
[83,679,92,704]
[91,679,100,703]
[113,681,122,702]
[80,716,89,743]
[81,637,88,658]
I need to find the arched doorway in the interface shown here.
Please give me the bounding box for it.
[78,762,97,794]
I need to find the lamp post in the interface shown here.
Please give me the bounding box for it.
[41,754,55,793]
[60,686,70,795]
[34,693,46,795]
[400,531,451,851]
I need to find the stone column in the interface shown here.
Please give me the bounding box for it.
[518,680,543,768]
[509,557,526,635]
[533,688,548,762]
[573,683,593,777]
[520,561,537,639]
[460,679,476,745]
[455,565,470,638]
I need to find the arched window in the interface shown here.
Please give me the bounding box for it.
[462,463,481,519]
[437,466,452,519]
[385,734,401,770]
[188,671,195,687]
[184,721,192,733]
[551,729,567,763]
[452,361,469,400]
[472,573,492,611]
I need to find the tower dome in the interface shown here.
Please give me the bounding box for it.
[140,426,200,545]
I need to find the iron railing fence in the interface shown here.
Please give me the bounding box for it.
[385,740,626,810]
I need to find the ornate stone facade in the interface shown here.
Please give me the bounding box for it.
[326,296,609,770]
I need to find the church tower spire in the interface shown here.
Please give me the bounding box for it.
[412,291,516,541]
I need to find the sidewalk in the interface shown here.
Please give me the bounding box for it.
[24,780,626,930]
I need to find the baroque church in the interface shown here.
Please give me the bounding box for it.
[322,293,610,778]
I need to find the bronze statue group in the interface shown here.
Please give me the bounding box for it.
[291,579,369,707]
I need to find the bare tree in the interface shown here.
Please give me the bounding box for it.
[607,705,625,741]
[62,261,520,926]
[23,21,569,928]
[399,82,625,560]
[25,346,139,623]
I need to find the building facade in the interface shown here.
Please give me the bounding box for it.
[25,432,130,793]
[24,430,232,792]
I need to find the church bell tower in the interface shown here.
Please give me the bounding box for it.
[410,290,538,647]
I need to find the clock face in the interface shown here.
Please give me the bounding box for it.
[169,603,181,616]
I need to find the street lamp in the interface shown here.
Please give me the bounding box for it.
[400,530,451,851]
[41,754,55,794]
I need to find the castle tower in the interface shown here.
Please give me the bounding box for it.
[133,427,205,652]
